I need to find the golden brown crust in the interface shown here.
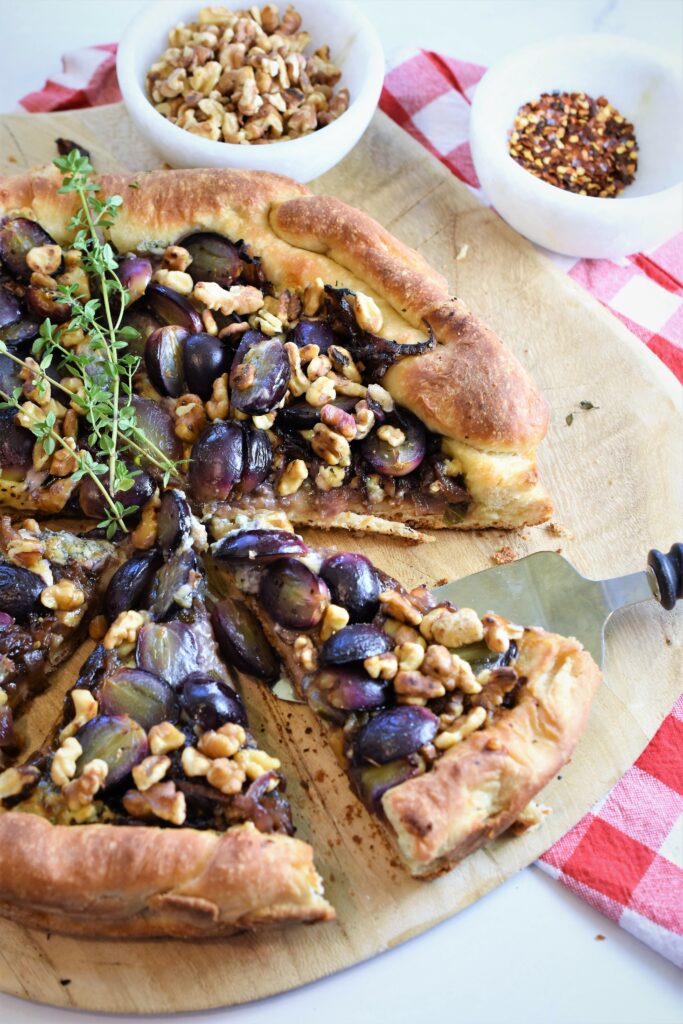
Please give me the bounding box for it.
[381,629,601,876]
[0,166,551,528]
[0,814,333,938]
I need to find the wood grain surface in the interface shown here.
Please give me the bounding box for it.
[0,104,680,1014]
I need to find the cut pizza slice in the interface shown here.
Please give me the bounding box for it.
[0,167,551,539]
[0,490,333,937]
[212,517,602,878]
[0,515,116,768]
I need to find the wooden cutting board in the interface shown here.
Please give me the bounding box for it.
[0,104,680,1014]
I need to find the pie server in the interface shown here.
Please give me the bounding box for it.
[272,542,682,702]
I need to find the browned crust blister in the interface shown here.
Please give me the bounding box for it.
[0,166,551,529]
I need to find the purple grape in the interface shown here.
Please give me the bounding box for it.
[351,757,424,813]
[0,218,57,281]
[361,409,427,476]
[98,668,178,731]
[0,286,22,330]
[320,624,393,666]
[136,621,199,688]
[276,396,356,433]
[238,425,272,494]
[145,549,200,620]
[230,333,289,415]
[145,283,202,333]
[0,611,13,627]
[157,488,192,554]
[78,467,155,520]
[0,313,40,346]
[24,284,71,324]
[188,420,244,502]
[259,557,329,631]
[75,714,148,787]
[0,408,33,472]
[180,672,247,729]
[211,597,279,682]
[0,563,45,621]
[183,332,231,400]
[287,320,334,353]
[130,395,183,465]
[105,549,161,620]
[116,255,153,306]
[213,528,308,565]
[351,706,439,765]
[144,325,188,397]
[315,665,390,712]
[121,305,163,355]
[180,231,243,288]
[320,552,380,623]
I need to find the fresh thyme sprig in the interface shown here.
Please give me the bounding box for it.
[0,150,184,537]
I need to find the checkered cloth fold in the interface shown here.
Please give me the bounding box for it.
[18,46,683,966]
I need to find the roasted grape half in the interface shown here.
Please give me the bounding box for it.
[98,668,178,731]
[259,557,329,630]
[211,597,279,683]
[320,552,380,623]
[188,420,244,502]
[229,333,289,415]
[74,714,148,788]
[179,672,247,729]
[361,409,427,476]
[351,706,439,765]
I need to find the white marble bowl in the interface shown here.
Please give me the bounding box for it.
[117,0,384,182]
[470,35,683,257]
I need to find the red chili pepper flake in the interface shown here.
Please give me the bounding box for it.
[508,91,638,197]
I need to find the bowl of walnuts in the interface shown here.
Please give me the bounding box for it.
[117,0,384,181]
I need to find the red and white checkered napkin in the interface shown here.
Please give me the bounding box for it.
[19,47,683,965]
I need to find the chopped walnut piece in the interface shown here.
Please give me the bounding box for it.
[482,613,524,654]
[320,403,356,440]
[0,766,39,801]
[320,602,349,641]
[149,721,186,755]
[26,244,62,276]
[395,641,425,672]
[173,394,207,443]
[435,706,488,749]
[364,651,398,680]
[59,689,98,741]
[123,781,187,825]
[162,244,192,272]
[394,670,446,701]
[419,605,484,647]
[198,723,246,759]
[206,756,246,795]
[315,464,345,491]
[153,268,194,295]
[50,736,83,787]
[311,423,350,466]
[353,292,383,334]
[63,758,108,811]
[379,589,423,627]
[294,634,317,671]
[181,745,212,778]
[194,281,263,316]
[277,458,308,495]
[103,610,146,651]
[205,372,230,421]
[234,747,280,780]
[132,754,171,792]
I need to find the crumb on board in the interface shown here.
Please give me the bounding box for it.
[595,934,606,942]
[7,154,17,164]
[456,243,469,261]
[492,545,516,565]
[546,521,574,540]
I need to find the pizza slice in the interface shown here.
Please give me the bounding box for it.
[211,516,601,878]
[0,490,332,937]
[0,166,551,539]
[0,515,116,768]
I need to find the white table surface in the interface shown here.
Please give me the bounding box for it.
[0,2,681,1022]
